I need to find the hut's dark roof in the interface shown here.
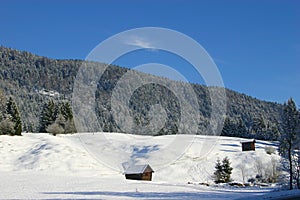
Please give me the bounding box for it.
[124,164,154,175]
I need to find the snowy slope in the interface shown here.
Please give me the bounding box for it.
[1,133,299,199]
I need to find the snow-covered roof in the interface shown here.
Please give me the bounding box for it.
[241,139,256,144]
[124,164,154,174]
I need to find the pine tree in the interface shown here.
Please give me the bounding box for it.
[213,159,223,183]
[60,101,76,133]
[6,97,22,135]
[279,98,300,189]
[251,114,266,139]
[221,117,232,137]
[59,101,72,120]
[213,157,233,183]
[270,121,280,140]
[0,89,6,120]
[222,157,233,183]
[236,118,247,138]
[39,100,57,133]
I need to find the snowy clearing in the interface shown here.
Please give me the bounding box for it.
[1,133,300,199]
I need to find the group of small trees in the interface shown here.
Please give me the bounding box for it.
[39,100,76,135]
[0,89,77,136]
[216,98,300,190]
[213,154,280,185]
[221,115,280,141]
[213,157,233,183]
[0,90,22,136]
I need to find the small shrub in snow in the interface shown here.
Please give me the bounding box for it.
[248,177,256,183]
[0,118,15,135]
[265,146,276,155]
[46,122,64,136]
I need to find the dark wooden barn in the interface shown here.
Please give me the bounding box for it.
[241,139,256,151]
[124,164,154,181]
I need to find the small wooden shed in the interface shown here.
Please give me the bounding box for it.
[241,139,256,151]
[124,164,154,181]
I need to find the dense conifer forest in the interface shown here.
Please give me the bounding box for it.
[0,46,285,140]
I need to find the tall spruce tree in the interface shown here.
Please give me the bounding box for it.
[222,157,233,183]
[39,100,57,133]
[59,101,76,133]
[251,115,266,139]
[237,118,247,137]
[221,117,232,137]
[213,159,223,183]
[279,98,300,189]
[0,89,6,120]
[6,97,22,135]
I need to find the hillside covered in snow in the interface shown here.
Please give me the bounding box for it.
[2,133,300,199]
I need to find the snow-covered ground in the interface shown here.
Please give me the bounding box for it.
[1,133,300,199]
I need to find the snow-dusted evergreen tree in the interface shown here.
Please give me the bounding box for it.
[221,117,248,138]
[59,101,76,133]
[213,159,223,183]
[6,97,22,135]
[213,157,233,183]
[221,117,233,137]
[279,98,300,189]
[265,121,281,141]
[39,100,76,134]
[237,118,247,137]
[251,114,266,138]
[222,157,233,183]
[270,121,281,140]
[39,100,57,133]
[0,89,6,120]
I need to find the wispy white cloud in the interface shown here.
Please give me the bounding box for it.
[213,57,227,65]
[123,35,156,49]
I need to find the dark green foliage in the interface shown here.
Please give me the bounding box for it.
[0,94,22,136]
[39,100,76,134]
[237,118,247,137]
[221,115,281,141]
[39,100,56,133]
[213,157,233,183]
[221,117,247,137]
[279,98,300,189]
[251,115,266,136]
[5,97,22,135]
[0,46,287,137]
[0,89,6,119]
[59,101,76,134]
[221,117,232,136]
[222,157,233,183]
[213,159,223,183]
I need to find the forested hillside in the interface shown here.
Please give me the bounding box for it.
[0,46,284,140]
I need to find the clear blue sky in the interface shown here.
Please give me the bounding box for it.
[1,0,299,106]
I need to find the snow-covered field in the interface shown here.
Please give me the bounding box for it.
[1,133,300,199]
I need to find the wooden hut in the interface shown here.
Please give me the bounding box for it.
[241,139,256,151]
[124,164,154,181]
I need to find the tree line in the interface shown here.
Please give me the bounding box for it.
[0,46,285,137]
[0,89,76,136]
[39,99,77,135]
[214,98,300,190]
